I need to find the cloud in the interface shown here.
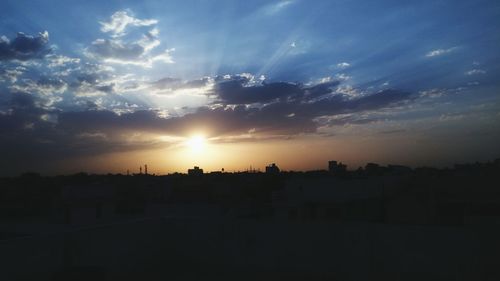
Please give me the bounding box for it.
[149,77,211,93]
[88,39,145,60]
[316,114,380,127]
[3,81,413,139]
[100,10,158,38]
[465,69,486,75]
[211,74,341,105]
[335,73,351,81]
[336,62,350,69]
[0,78,416,173]
[425,47,456,57]
[47,55,81,68]
[264,1,294,15]
[54,87,413,138]
[304,80,341,99]
[0,92,167,172]
[87,11,174,67]
[8,77,67,108]
[0,31,52,61]
[86,39,174,67]
[214,79,303,104]
[0,66,25,83]
[208,77,413,130]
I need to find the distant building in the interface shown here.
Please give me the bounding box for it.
[328,160,347,175]
[188,166,204,176]
[265,163,280,174]
[365,163,382,176]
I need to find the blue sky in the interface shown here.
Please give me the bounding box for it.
[1,0,500,174]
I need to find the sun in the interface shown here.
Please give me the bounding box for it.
[186,135,206,152]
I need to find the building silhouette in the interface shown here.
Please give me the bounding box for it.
[188,166,204,176]
[328,160,347,175]
[266,163,280,174]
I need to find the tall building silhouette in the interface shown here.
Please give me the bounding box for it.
[188,166,203,176]
[266,163,280,174]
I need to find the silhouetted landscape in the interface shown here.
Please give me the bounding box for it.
[2,0,500,280]
[1,159,500,280]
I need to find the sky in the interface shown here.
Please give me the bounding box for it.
[1,0,500,175]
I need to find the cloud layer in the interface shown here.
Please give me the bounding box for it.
[0,75,415,171]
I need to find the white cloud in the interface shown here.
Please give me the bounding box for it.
[335,85,363,98]
[74,81,112,97]
[425,47,456,57]
[10,78,68,97]
[465,69,486,75]
[87,10,173,68]
[150,48,175,64]
[419,88,446,98]
[315,76,335,84]
[336,62,350,69]
[335,73,351,81]
[138,28,161,52]
[0,67,25,83]
[439,114,464,122]
[97,48,174,68]
[100,10,158,37]
[47,55,81,68]
[264,1,294,15]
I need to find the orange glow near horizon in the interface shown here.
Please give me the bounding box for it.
[39,130,500,176]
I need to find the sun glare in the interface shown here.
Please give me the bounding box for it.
[186,135,206,152]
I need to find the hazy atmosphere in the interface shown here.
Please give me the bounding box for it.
[1,0,500,175]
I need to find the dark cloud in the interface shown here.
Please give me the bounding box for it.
[0,31,52,61]
[182,78,210,89]
[10,92,37,109]
[0,92,50,133]
[0,93,162,173]
[209,77,413,130]
[56,105,316,137]
[95,84,115,93]
[213,77,342,105]
[303,80,341,99]
[214,80,302,104]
